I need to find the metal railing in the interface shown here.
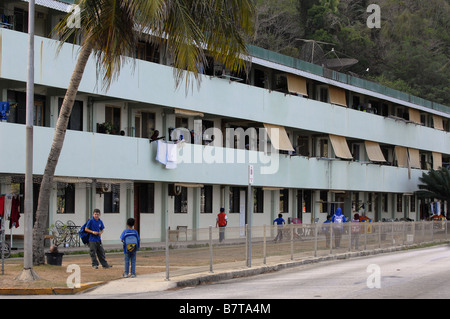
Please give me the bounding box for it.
[163,221,449,280]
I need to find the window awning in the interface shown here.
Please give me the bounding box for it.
[433,115,444,130]
[286,74,308,96]
[408,148,421,169]
[432,152,442,170]
[328,85,347,107]
[175,183,204,188]
[263,124,295,152]
[174,108,204,117]
[394,146,408,168]
[53,177,93,184]
[364,141,386,162]
[329,134,352,159]
[408,108,421,124]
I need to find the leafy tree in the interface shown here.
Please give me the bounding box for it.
[32,0,254,265]
[416,168,450,205]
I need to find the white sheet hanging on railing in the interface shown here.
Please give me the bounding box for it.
[156,140,178,169]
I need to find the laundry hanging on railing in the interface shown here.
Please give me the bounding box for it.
[156,140,178,169]
[0,194,21,228]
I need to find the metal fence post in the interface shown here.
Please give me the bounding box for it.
[378,222,381,248]
[364,221,367,250]
[391,221,394,247]
[314,223,318,257]
[446,221,448,241]
[330,223,333,255]
[290,224,294,261]
[165,227,170,281]
[209,226,213,273]
[263,224,267,265]
[348,222,352,251]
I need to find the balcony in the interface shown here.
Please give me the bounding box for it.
[0,122,424,193]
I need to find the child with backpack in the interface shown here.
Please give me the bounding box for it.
[120,218,140,278]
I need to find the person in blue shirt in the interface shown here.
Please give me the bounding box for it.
[331,208,347,248]
[85,209,112,269]
[273,214,285,242]
[120,218,140,278]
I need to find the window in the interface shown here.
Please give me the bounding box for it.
[105,106,121,134]
[319,139,328,158]
[135,111,155,138]
[318,86,328,102]
[59,98,83,131]
[280,189,289,213]
[174,187,188,214]
[297,136,309,156]
[139,183,154,214]
[57,183,75,214]
[253,188,264,213]
[201,186,213,214]
[297,189,312,214]
[229,187,241,213]
[396,194,403,212]
[104,184,120,213]
[382,193,388,212]
[410,196,416,212]
[320,191,328,213]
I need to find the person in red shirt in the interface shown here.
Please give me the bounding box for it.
[216,208,228,242]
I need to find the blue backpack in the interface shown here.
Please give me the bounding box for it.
[78,222,89,245]
[124,233,138,252]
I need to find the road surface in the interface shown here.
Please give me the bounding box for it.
[139,245,450,299]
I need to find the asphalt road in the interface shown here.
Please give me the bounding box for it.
[137,245,450,299]
[7,245,450,302]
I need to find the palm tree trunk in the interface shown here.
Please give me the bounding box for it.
[32,42,93,265]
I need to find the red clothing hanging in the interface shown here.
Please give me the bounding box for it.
[9,196,20,229]
[0,196,4,218]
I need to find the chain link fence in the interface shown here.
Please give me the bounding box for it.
[163,221,449,280]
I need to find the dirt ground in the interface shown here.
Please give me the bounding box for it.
[0,250,167,289]
[0,241,302,289]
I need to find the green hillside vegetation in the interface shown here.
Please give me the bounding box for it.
[248,0,450,105]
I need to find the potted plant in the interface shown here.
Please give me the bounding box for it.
[98,122,114,134]
[45,224,69,266]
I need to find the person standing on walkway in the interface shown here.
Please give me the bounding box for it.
[120,218,140,278]
[216,207,228,242]
[331,208,347,248]
[273,213,286,242]
[85,208,112,269]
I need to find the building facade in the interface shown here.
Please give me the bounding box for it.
[0,0,449,245]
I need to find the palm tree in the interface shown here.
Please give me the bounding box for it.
[32,0,254,265]
[416,167,450,204]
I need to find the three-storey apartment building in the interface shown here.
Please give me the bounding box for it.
[0,0,449,245]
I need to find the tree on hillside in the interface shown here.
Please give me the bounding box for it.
[31,0,254,266]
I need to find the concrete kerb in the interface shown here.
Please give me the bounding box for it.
[0,281,104,296]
